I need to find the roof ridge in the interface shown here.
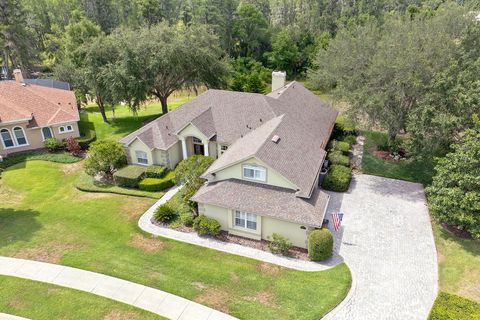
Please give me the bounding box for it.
[250,114,284,155]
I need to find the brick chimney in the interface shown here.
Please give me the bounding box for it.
[272,71,286,92]
[13,69,24,83]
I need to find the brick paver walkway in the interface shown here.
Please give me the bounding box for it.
[322,175,438,320]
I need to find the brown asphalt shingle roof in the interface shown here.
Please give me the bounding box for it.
[191,179,330,227]
[121,81,338,198]
[0,81,79,126]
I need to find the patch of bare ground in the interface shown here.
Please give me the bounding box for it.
[194,288,231,313]
[458,272,480,302]
[61,162,84,175]
[244,290,278,308]
[7,297,25,309]
[129,234,165,253]
[0,183,24,205]
[230,272,240,283]
[103,310,139,320]
[257,262,283,277]
[12,242,81,264]
[121,198,154,221]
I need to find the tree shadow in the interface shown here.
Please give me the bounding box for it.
[0,208,42,247]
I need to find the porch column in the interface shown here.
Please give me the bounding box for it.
[203,140,209,157]
[180,137,188,159]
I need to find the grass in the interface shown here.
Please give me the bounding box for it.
[75,171,164,199]
[0,160,351,320]
[0,276,164,320]
[79,94,194,141]
[434,223,480,302]
[362,131,435,186]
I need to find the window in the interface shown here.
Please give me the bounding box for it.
[58,125,73,134]
[234,211,257,230]
[42,127,53,140]
[0,129,14,148]
[192,137,202,144]
[242,165,266,182]
[13,127,27,146]
[221,145,228,151]
[135,150,148,164]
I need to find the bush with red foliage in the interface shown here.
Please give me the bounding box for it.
[64,137,82,156]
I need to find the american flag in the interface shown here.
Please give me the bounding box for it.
[331,212,344,231]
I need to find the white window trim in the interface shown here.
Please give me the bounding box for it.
[12,126,29,146]
[1,127,29,149]
[41,127,54,141]
[234,210,258,231]
[242,164,267,182]
[135,150,149,165]
[0,128,15,149]
[58,124,74,134]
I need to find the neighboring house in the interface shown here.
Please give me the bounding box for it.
[121,72,338,248]
[0,70,80,157]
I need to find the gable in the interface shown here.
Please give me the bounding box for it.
[176,123,209,142]
[212,156,298,190]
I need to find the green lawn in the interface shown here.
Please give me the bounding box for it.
[79,95,193,141]
[362,131,435,186]
[0,160,351,320]
[0,276,163,320]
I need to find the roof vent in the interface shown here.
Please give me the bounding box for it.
[271,135,280,143]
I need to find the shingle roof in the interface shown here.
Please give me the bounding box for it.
[0,81,79,126]
[121,81,338,197]
[191,179,330,227]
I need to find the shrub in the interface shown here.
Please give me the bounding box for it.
[327,151,350,167]
[113,165,146,188]
[193,215,221,236]
[154,203,177,223]
[322,165,352,192]
[340,135,357,146]
[84,140,127,177]
[180,211,195,227]
[44,138,62,152]
[308,229,333,261]
[267,233,293,256]
[76,130,96,149]
[329,140,350,154]
[138,171,175,191]
[429,292,480,320]
[64,136,82,156]
[175,155,214,186]
[145,165,168,178]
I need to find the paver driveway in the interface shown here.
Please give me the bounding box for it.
[323,174,438,320]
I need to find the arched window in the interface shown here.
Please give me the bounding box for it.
[13,127,28,146]
[42,127,53,140]
[0,129,14,148]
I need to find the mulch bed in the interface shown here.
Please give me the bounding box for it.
[151,217,309,260]
[441,223,474,240]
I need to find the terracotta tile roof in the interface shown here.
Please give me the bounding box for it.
[0,81,79,127]
[191,179,330,227]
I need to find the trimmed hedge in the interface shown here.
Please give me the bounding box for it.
[327,151,350,167]
[113,165,146,188]
[322,165,352,192]
[77,129,96,150]
[44,138,62,152]
[154,203,177,223]
[308,229,333,261]
[138,171,175,191]
[329,140,350,154]
[0,152,81,170]
[193,215,221,236]
[429,292,480,320]
[145,165,168,178]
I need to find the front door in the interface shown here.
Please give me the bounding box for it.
[194,143,204,155]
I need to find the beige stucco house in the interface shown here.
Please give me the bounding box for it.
[121,74,338,248]
[0,72,80,157]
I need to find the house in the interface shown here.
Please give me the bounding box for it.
[0,70,80,157]
[121,72,338,248]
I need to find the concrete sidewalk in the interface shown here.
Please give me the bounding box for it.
[0,314,30,320]
[0,257,236,320]
[139,186,342,271]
